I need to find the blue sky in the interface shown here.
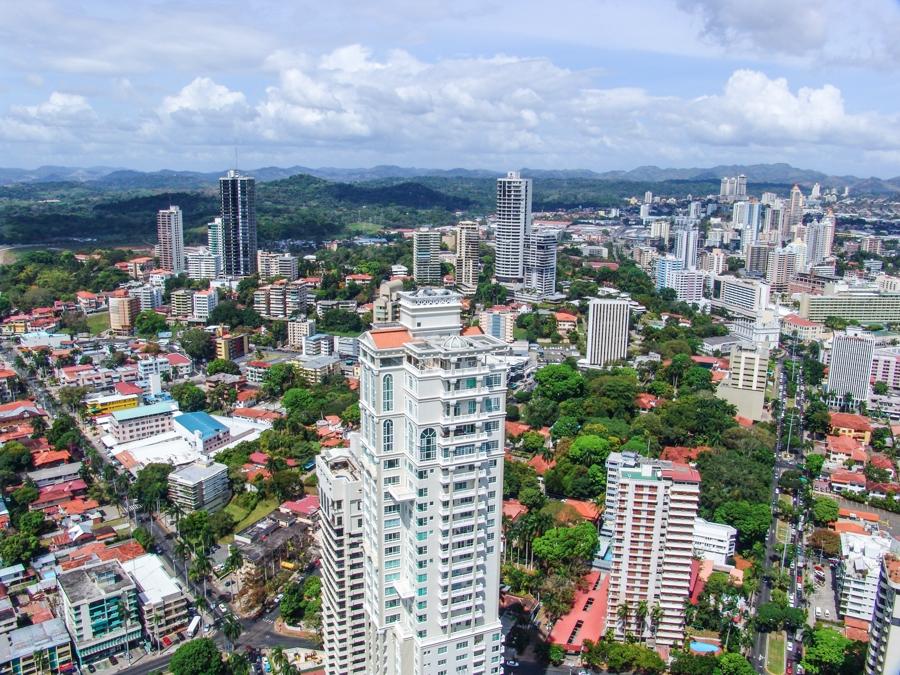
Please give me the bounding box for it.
[0,0,898,176]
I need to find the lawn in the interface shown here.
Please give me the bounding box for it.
[766,631,786,675]
[775,519,789,545]
[223,496,280,536]
[345,221,383,235]
[86,312,109,335]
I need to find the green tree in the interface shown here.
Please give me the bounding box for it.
[524,396,558,428]
[811,496,840,526]
[134,310,168,337]
[206,359,241,376]
[567,434,612,467]
[130,464,174,512]
[0,532,40,566]
[534,364,585,402]
[16,511,47,537]
[550,416,580,440]
[805,454,825,477]
[714,653,755,675]
[180,328,214,361]
[171,382,207,412]
[809,528,841,557]
[262,363,299,398]
[170,638,227,675]
[133,526,153,552]
[670,652,719,675]
[532,522,599,572]
[713,501,772,548]
[800,628,851,675]
[520,431,546,455]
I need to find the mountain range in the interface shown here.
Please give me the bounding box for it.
[1,162,898,193]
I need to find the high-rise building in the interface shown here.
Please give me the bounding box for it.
[746,243,774,276]
[688,201,702,220]
[494,171,532,285]
[318,288,507,675]
[711,276,770,318]
[207,217,224,257]
[108,293,141,336]
[219,170,257,276]
[185,248,222,280]
[157,206,185,274]
[719,175,747,200]
[765,247,798,292]
[455,221,480,296]
[827,331,876,403]
[866,552,900,675]
[585,298,629,367]
[805,214,835,268]
[861,236,884,256]
[412,228,442,286]
[674,227,698,270]
[167,459,231,513]
[643,191,653,204]
[479,306,516,343]
[786,184,804,234]
[522,229,558,300]
[605,454,700,647]
[654,256,682,290]
[132,284,162,312]
[670,270,705,303]
[373,280,404,326]
[257,251,299,281]
[650,220,670,243]
[810,182,821,200]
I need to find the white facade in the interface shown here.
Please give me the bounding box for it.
[711,276,770,318]
[478,308,516,344]
[866,553,900,675]
[522,229,558,300]
[132,285,162,312]
[191,290,218,322]
[728,343,769,391]
[287,319,317,348]
[455,221,480,296]
[805,215,835,268]
[185,248,223,280]
[837,532,893,621]
[319,288,507,675]
[257,251,299,281]
[413,229,442,286]
[585,298,629,368]
[828,332,876,403]
[605,454,700,647]
[654,256,682,290]
[693,518,737,565]
[674,227,698,270]
[494,171,532,284]
[157,206,185,274]
[671,270,705,303]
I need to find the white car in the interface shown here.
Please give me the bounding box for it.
[787,641,794,652]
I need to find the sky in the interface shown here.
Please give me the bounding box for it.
[0,0,899,176]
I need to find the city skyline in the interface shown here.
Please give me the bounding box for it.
[0,1,899,175]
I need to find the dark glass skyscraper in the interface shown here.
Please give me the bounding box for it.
[219,170,257,276]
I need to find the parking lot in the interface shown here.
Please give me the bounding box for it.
[806,562,838,626]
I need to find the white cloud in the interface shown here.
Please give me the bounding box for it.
[0,91,96,142]
[160,77,247,116]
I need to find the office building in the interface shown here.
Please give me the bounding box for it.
[207,217,224,258]
[654,256,682,291]
[495,171,532,285]
[837,531,893,621]
[257,251,299,281]
[692,518,737,566]
[219,170,257,276]
[120,554,189,648]
[585,298,629,368]
[317,445,366,674]
[318,287,507,675]
[0,619,73,675]
[59,561,141,664]
[287,318,317,348]
[711,276,770,318]
[865,553,900,675]
[108,293,141,336]
[156,206,185,274]
[168,459,230,513]
[521,229,558,300]
[185,248,222,280]
[605,456,700,647]
[786,184,804,234]
[827,331,876,403]
[109,401,178,444]
[671,270,705,303]
[455,221,480,296]
[674,227,698,270]
[717,344,769,421]
[412,229,442,286]
[799,286,900,323]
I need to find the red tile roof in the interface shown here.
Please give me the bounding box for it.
[461,325,484,336]
[527,455,556,476]
[233,408,283,422]
[505,421,532,437]
[502,499,528,521]
[838,507,880,522]
[663,463,702,483]
[869,454,895,471]
[548,571,608,650]
[114,381,144,396]
[635,393,660,410]
[249,451,270,465]
[829,470,867,486]
[369,328,413,349]
[563,499,602,522]
[280,495,320,517]
[830,413,873,433]
[831,521,868,535]
[660,446,711,463]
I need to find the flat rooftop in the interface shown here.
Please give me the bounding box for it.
[58,560,134,604]
[170,460,228,485]
[0,618,70,662]
[121,554,184,606]
[111,401,177,422]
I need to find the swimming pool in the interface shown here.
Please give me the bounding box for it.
[690,641,720,653]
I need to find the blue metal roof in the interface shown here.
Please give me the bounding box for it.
[174,412,227,441]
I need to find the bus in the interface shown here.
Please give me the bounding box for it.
[186,615,201,638]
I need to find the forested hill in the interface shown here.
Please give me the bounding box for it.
[0,171,784,246]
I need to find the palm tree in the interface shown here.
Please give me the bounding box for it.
[190,551,213,601]
[636,600,648,638]
[227,545,244,593]
[617,601,629,631]
[117,598,133,663]
[222,613,243,650]
[650,603,663,633]
[174,539,192,582]
[271,647,287,675]
[228,653,251,675]
[32,649,49,675]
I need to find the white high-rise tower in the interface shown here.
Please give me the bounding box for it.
[585,298,630,367]
[157,206,185,274]
[455,221,480,296]
[318,288,508,675]
[674,227,698,270]
[413,228,442,286]
[494,171,532,285]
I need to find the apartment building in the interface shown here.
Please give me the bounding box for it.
[692,518,737,565]
[253,281,308,319]
[121,554,189,648]
[169,289,195,319]
[185,248,222,280]
[605,454,700,648]
[799,287,900,323]
[373,280,404,326]
[191,290,219,323]
[109,401,178,444]
[318,287,507,675]
[585,298,629,368]
[0,619,74,675]
[837,531,893,621]
[257,251,299,281]
[58,561,141,664]
[316,444,367,674]
[455,221,480,296]
[717,343,769,421]
[108,294,140,336]
[167,459,230,513]
[413,229,442,286]
[495,171,532,285]
[866,553,900,675]
[710,276,770,318]
[287,318,317,348]
[214,333,249,361]
[478,306,516,343]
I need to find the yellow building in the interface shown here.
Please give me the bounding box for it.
[214,333,249,361]
[85,393,140,416]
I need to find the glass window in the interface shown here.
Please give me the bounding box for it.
[383,420,394,453]
[383,374,393,412]
[419,428,437,461]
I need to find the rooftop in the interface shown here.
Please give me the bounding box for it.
[830,412,873,432]
[0,618,70,663]
[26,461,83,483]
[174,411,228,441]
[121,554,184,606]
[111,401,177,422]
[169,460,228,486]
[58,560,135,604]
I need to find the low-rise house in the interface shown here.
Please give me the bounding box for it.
[31,480,88,511]
[109,401,178,444]
[173,412,230,454]
[830,413,874,444]
[279,495,320,525]
[0,618,74,675]
[826,435,867,469]
[27,462,83,488]
[547,571,609,654]
[830,469,868,495]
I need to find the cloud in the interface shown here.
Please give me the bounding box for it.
[679,0,900,66]
[0,91,97,142]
